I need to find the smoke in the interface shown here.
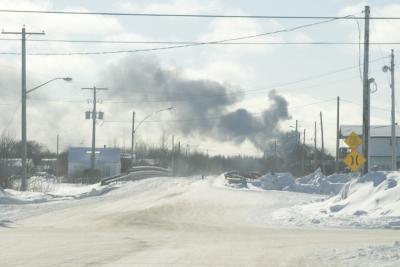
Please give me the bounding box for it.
[218,90,290,150]
[101,55,291,151]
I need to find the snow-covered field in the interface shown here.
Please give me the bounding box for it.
[1,174,399,266]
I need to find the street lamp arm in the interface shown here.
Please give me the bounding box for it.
[134,107,175,133]
[27,77,72,94]
[134,113,156,133]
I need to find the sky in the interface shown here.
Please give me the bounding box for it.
[0,0,399,156]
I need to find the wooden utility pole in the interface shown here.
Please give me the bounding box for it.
[320,112,325,173]
[387,50,397,171]
[82,86,108,172]
[362,5,371,174]
[2,26,45,191]
[391,49,396,171]
[336,96,340,172]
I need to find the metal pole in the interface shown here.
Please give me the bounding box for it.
[302,128,306,173]
[391,49,396,171]
[131,111,135,166]
[320,112,325,173]
[362,5,371,174]
[336,96,340,172]
[314,121,317,170]
[274,139,278,173]
[56,134,59,177]
[171,135,175,174]
[91,87,97,171]
[21,27,27,191]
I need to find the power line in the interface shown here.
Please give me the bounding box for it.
[3,38,400,45]
[0,16,356,56]
[0,9,393,20]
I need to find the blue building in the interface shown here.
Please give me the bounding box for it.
[68,147,121,178]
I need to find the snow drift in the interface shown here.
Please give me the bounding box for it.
[252,169,350,195]
[0,183,115,205]
[275,171,400,229]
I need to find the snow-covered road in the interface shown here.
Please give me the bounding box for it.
[1,176,399,266]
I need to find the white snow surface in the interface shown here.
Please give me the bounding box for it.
[275,171,400,229]
[1,174,400,266]
[253,169,349,195]
[0,182,115,204]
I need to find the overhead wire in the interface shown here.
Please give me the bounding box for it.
[0,9,396,19]
[0,14,360,55]
[3,38,400,45]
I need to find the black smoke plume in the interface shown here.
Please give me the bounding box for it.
[101,55,291,151]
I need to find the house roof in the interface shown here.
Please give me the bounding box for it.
[68,147,121,163]
[340,125,400,138]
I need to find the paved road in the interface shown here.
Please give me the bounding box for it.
[1,177,399,266]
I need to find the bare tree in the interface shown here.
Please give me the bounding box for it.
[0,132,18,188]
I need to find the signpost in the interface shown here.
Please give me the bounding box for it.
[343,132,366,172]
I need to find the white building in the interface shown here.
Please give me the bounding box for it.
[68,147,121,178]
[340,125,400,171]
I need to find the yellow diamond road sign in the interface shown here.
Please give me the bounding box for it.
[343,149,366,172]
[344,132,362,149]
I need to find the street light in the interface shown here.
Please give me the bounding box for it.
[131,107,175,165]
[27,77,72,94]
[20,77,72,191]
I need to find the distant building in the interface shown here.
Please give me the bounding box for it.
[68,147,121,178]
[340,125,400,171]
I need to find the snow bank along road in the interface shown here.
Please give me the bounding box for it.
[1,176,399,266]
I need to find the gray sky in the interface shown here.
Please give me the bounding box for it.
[0,0,399,156]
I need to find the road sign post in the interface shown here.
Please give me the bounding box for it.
[343,132,366,172]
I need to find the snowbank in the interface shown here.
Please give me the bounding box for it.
[275,171,400,229]
[254,169,349,195]
[0,183,115,205]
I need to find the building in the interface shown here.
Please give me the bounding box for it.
[340,125,400,171]
[68,147,121,178]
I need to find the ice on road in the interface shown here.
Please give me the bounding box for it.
[1,175,399,266]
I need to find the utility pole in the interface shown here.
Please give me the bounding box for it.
[314,121,317,170]
[274,139,278,173]
[2,26,45,191]
[302,128,306,173]
[362,5,371,174]
[131,111,135,166]
[82,86,107,173]
[336,96,340,172]
[186,144,190,157]
[390,49,396,171]
[320,112,325,173]
[384,50,397,171]
[56,134,59,177]
[295,120,299,144]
